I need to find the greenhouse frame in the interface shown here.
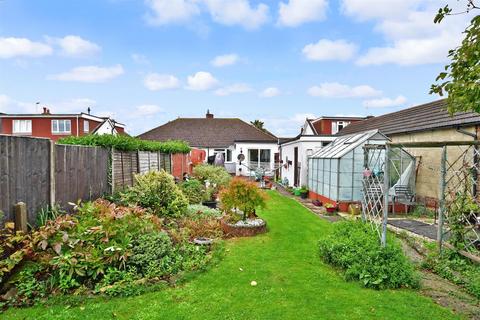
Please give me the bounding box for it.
[307,130,390,208]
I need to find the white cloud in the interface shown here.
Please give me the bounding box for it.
[260,87,281,98]
[363,95,407,108]
[203,0,269,30]
[186,71,219,91]
[0,94,98,114]
[214,83,252,96]
[211,53,239,67]
[134,104,164,116]
[342,0,472,66]
[341,0,422,21]
[144,0,200,25]
[308,82,382,98]
[131,53,150,65]
[144,73,180,90]
[48,35,101,57]
[278,0,328,27]
[302,39,357,61]
[48,65,124,83]
[144,0,269,30]
[0,37,53,59]
[261,113,316,136]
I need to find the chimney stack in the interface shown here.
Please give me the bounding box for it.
[206,109,214,119]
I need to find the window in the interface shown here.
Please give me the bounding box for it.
[248,149,271,168]
[83,120,89,133]
[51,119,71,134]
[213,148,233,162]
[332,121,351,134]
[13,120,32,134]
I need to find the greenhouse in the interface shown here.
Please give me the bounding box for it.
[307,130,392,206]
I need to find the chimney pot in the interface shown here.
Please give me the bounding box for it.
[206,109,214,119]
[42,107,47,114]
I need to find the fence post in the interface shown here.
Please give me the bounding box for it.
[14,202,28,233]
[381,145,390,247]
[438,146,447,253]
[49,140,56,206]
[110,147,115,194]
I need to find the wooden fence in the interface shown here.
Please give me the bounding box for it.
[0,135,172,225]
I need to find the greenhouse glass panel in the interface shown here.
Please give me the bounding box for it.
[339,172,352,187]
[330,184,338,200]
[324,159,331,171]
[331,159,338,172]
[339,157,353,173]
[331,172,338,187]
[339,187,353,201]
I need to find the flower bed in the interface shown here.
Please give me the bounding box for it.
[221,218,267,238]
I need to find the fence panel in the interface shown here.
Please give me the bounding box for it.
[55,145,110,208]
[112,150,139,190]
[0,135,51,224]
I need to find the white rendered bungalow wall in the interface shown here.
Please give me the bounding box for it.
[196,142,279,177]
[280,136,336,187]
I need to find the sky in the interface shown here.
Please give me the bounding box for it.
[0,0,474,137]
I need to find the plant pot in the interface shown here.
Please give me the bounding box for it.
[312,200,322,207]
[300,192,308,199]
[326,207,336,213]
[202,201,217,209]
[293,189,301,196]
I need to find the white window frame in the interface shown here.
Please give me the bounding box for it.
[51,119,71,134]
[83,120,89,133]
[12,120,32,134]
[332,121,351,134]
[213,148,233,162]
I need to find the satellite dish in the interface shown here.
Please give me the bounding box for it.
[237,154,245,162]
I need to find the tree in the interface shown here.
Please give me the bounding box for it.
[251,119,266,131]
[430,1,480,113]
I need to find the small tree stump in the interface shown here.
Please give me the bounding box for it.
[14,202,28,233]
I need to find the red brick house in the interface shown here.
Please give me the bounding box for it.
[0,107,125,141]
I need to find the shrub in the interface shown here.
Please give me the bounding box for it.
[220,177,267,221]
[318,221,419,289]
[180,179,206,204]
[185,204,222,220]
[192,164,231,200]
[58,134,191,153]
[122,170,188,217]
[128,232,176,278]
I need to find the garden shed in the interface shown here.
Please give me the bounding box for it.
[307,130,389,211]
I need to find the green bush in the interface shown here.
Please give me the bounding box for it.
[128,232,176,278]
[318,221,419,289]
[192,164,231,200]
[180,179,206,204]
[122,170,188,217]
[58,134,191,154]
[185,204,222,220]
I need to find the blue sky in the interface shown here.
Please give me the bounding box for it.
[0,0,473,136]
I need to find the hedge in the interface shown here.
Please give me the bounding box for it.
[58,135,191,153]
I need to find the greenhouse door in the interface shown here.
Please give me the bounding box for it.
[294,147,299,186]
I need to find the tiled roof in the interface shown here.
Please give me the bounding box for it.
[337,99,480,136]
[138,118,278,148]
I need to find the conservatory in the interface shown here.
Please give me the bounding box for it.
[307,130,379,208]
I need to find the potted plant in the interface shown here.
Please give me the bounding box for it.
[293,188,301,196]
[193,164,231,209]
[299,186,309,199]
[324,203,337,214]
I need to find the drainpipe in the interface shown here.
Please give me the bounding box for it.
[76,116,79,137]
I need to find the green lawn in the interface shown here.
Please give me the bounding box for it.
[4,191,460,320]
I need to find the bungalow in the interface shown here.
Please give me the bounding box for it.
[0,107,125,141]
[308,99,480,208]
[279,116,366,187]
[138,111,279,177]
